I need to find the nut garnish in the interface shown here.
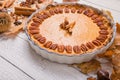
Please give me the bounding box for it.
[60,18,76,35]
[97,21,104,26]
[31,22,39,27]
[71,8,76,13]
[36,14,44,20]
[33,34,42,39]
[58,8,63,13]
[49,9,55,15]
[44,41,52,48]
[73,46,81,53]
[38,37,46,44]
[83,9,94,17]
[91,14,99,20]
[86,42,95,49]
[33,17,42,24]
[99,30,109,35]
[96,35,107,42]
[64,7,69,13]
[54,8,60,14]
[49,44,58,50]
[99,25,108,30]
[29,30,39,34]
[80,44,88,52]
[93,17,103,23]
[58,45,65,53]
[29,26,39,30]
[77,8,84,14]
[83,9,93,16]
[92,40,101,46]
[65,45,72,53]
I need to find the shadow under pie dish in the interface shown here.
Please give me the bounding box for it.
[25,3,116,64]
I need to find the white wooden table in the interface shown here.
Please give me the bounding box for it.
[0,0,120,80]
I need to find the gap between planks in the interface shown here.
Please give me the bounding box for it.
[0,55,36,80]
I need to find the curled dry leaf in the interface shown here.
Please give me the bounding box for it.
[97,50,115,58]
[104,50,115,58]
[2,25,23,37]
[63,0,79,2]
[111,70,120,80]
[116,23,120,33]
[112,53,120,67]
[87,77,96,80]
[102,10,113,20]
[72,59,101,74]
[111,53,120,80]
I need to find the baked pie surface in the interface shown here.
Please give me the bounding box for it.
[27,3,113,55]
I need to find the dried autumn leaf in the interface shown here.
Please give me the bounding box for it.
[112,53,120,67]
[2,25,23,38]
[102,10,113,20]
[87,77,96,80]
[111,71,120,80]
[116,23,120,33]
[97,50,115,58]
[114,36,120,50]
[72,59,101,74]
[104,50,115,58]
[63,0,79,2]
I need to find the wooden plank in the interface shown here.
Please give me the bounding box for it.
[0,57,33,80]
[0,37,88,80]
[82,0,120,12]
[80,0,120,22]
[0,0,119,80]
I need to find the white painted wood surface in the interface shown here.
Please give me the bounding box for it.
[0,0,120,80]
[0,57,32,80]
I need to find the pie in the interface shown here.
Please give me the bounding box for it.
[26,3,114,56]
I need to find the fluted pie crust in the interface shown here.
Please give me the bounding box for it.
[27,3,113,55]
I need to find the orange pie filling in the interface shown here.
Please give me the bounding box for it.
[27,4,113,55]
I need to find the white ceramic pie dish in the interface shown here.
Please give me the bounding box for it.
[25,3,116,64]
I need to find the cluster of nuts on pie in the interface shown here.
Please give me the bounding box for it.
[60,17,76,35]
[28,4,112,54]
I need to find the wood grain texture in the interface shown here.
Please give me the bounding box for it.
[0,0,120,80]
[0,57,33,80]
[0,37,87,80]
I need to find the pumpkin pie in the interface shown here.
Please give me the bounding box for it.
[27,3,113,56]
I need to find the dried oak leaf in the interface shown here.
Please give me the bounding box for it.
[112,53,120,67]
[116,23,120,33]
[63,0,79,2]
[111,70,120,80]
[97,50,115,58]
[87,77,96,80]
[72,59,101,74]
[102,10,113,20]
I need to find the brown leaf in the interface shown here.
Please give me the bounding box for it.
[3,25,23,37]
[112,53,120,67]
[102,10,113,20]
[72,59,101,74]
[111,70,120,80]
[116,23,120,33]
[97,50,115,58]
[87,77,96,80]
